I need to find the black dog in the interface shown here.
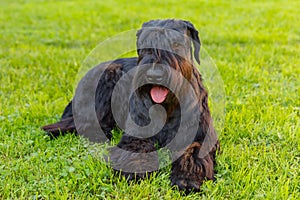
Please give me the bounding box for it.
[42,19,220,192]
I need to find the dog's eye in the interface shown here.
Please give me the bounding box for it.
[172,42,184,52]
[141,49,152,54]
[172,42,180,48]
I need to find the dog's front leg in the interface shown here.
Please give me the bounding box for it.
[170,142,217,192]
[109,135,159,181]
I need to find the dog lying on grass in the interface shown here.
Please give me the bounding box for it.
[42,19,219,192]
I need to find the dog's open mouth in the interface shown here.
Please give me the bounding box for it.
[150,86,169,103]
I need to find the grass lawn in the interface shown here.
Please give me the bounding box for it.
[0,0,299,199]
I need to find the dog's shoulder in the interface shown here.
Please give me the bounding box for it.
[106,57,138,73]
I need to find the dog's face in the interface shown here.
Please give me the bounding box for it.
[134,19,201,105]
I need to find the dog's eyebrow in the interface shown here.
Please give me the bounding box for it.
[169,37,185,44]
[138,28,186,48]
[138,30,167,49]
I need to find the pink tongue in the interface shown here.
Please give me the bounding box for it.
[150,86,169,103]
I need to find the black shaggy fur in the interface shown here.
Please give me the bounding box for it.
[42,19,220,192]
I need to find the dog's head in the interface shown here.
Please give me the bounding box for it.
[134,19,201,105]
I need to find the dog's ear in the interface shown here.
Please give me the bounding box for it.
[184,21,201,64]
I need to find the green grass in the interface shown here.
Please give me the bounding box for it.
[0,0,299,199]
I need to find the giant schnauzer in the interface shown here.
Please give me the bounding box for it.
[42,19,220,192]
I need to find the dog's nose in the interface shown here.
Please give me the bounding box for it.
[146,68,164,83]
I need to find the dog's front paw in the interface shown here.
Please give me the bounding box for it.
[170,175,202,192]
[170,142,215,193]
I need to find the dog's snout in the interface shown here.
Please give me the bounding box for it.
[146,67,164,83]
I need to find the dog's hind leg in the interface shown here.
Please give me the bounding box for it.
[41,58,138,139]
[42,101,76,138]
